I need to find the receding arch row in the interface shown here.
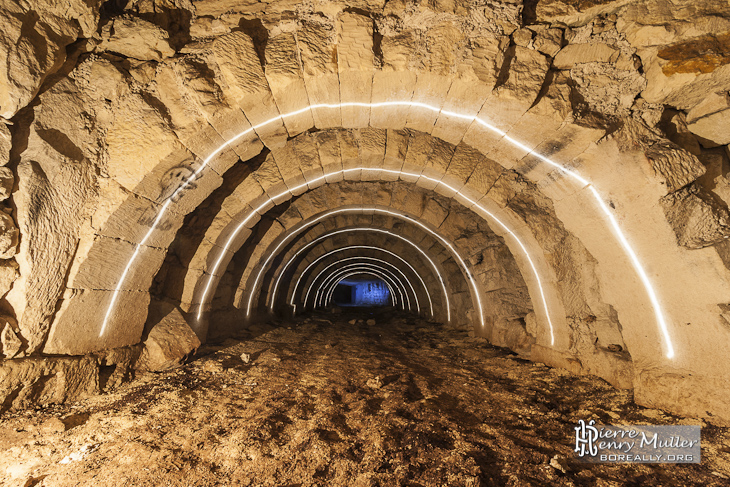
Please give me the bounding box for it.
[203,172,520,336]
[255,214,449,321]
[309,264,407,311]
[208,209,466,334]
[261,231,457,325]
[103,102,671,360]
[210,186,522,338]
[238,206,443,321]
[238,206,478,325]
[198,187,551,347]
[320,271,395,310]
[250,226,453,322]
[300,252,428,315]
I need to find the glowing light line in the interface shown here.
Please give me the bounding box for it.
[275,244,433,316]
[312,265,404,310]
[322,271,396,308]
[303,253,422,314]
[323,271,396,308]
[101,101,675,358]
[285,228,451,321]
[308,260,413,311]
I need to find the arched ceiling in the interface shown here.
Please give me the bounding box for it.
[1,0,730,422]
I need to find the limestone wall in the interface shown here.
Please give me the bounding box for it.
[0,0,729,422]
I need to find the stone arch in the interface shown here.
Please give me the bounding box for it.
[305,258,421,312]
[3,0,730,423]
[21,41,728,426]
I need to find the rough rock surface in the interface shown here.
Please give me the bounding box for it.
[0,356,98,412]
[0,212,17,259]
[0,312,727,486]
[0,0,101,119]
[98,17,175,61]
[661,183,730,249]
[0,122,9,166]
[0,317,21,359]
[0,258,18,299]
[0,167,13,200]
[686,92,730,147]
[135,307,201,372]
[553,43,620,69]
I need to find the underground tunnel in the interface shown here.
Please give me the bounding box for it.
[1,0,730,484]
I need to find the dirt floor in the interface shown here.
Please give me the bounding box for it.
[1,309,729,487]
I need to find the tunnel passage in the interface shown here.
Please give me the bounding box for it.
[331,276,392,307]
[2,0,730,429]
[154,175,539,347]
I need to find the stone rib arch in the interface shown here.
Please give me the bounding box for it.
[5,0,730,425]
[38,85,729,425]
[308,264,406,310]
[309,259,418,312]
[287,249,432,317]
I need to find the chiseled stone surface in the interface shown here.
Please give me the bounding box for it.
[0,0,101,119]
[553,43,620,69]
[0,317,21,359]
[0,258,18,307]
[135,307,201,372]
[98,17,175,61]
[661,183,730,249]
[686,92,730,147]
[0,122,10,167]
[0,355,99,411]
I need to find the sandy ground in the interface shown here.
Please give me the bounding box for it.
[1,309,729,487]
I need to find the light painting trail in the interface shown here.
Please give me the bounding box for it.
[100,101,674,358]
[312,263,410,311]
[305,255,421,314]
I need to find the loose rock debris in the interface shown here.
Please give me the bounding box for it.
[0,310,728,486]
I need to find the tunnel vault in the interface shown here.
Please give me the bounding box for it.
[1,0,730,424]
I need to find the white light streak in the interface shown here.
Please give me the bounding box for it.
[313,265,404,310]
[303,253,423,315]
[101,101,675,359]
[282,228,451,321]
[310,262,412,311]
[323,271,397,308]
